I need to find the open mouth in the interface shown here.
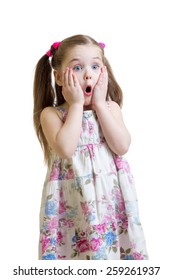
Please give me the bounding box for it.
[84,86,92,96]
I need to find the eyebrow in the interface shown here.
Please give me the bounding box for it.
[68,57,102,64]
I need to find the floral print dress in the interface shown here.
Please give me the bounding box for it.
[39,108,148,260]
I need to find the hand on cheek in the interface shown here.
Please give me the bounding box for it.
[62,68,84,106]
[92,66,108,106]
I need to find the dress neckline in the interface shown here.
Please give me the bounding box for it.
[56,106,95,114]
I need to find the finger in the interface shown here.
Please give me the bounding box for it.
[104,66,108,85]
[61,70,65,87]
[68,68,74,86]
[97,67,104,85]
[72,71,78,87]
[99,66,107,86]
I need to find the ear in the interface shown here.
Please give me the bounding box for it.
[54,70,62,86]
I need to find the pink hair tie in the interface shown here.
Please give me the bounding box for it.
[46,41,61,57]
[46,50,52,57]
[99,42,105,48]
[52,42,61,49]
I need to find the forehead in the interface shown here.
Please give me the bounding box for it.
[63,44,103,65]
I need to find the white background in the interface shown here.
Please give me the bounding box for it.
[1,0,173,278]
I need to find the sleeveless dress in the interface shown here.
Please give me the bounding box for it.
[39,108,148,260]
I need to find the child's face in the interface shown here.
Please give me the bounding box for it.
[60,44,104,106]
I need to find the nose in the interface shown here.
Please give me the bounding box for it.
[84,68,92,80]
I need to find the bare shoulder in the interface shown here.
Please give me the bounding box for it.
[40,107,64,144]
[40,106,58,118]
[40,106,62,123]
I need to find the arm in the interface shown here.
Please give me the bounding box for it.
[40,68,84,159]
[94,101,131,155]
[92,67,131,155]
[40,104,83,159]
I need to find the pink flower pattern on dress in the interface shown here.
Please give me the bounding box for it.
[76,238,90,253]
[90,238,102,251]
[115,156,130,172]
[39,109,148,260]
[94,223,107,234]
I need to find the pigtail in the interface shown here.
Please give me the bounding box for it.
[104,57,123,108]
[33,54,55,163]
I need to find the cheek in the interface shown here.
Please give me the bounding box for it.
[75,71,82,77]
[74,72,83,83]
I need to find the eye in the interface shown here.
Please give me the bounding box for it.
[92,64,99,70]
[73,65,82,71]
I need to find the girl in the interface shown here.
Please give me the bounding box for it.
[33,34,148,260]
